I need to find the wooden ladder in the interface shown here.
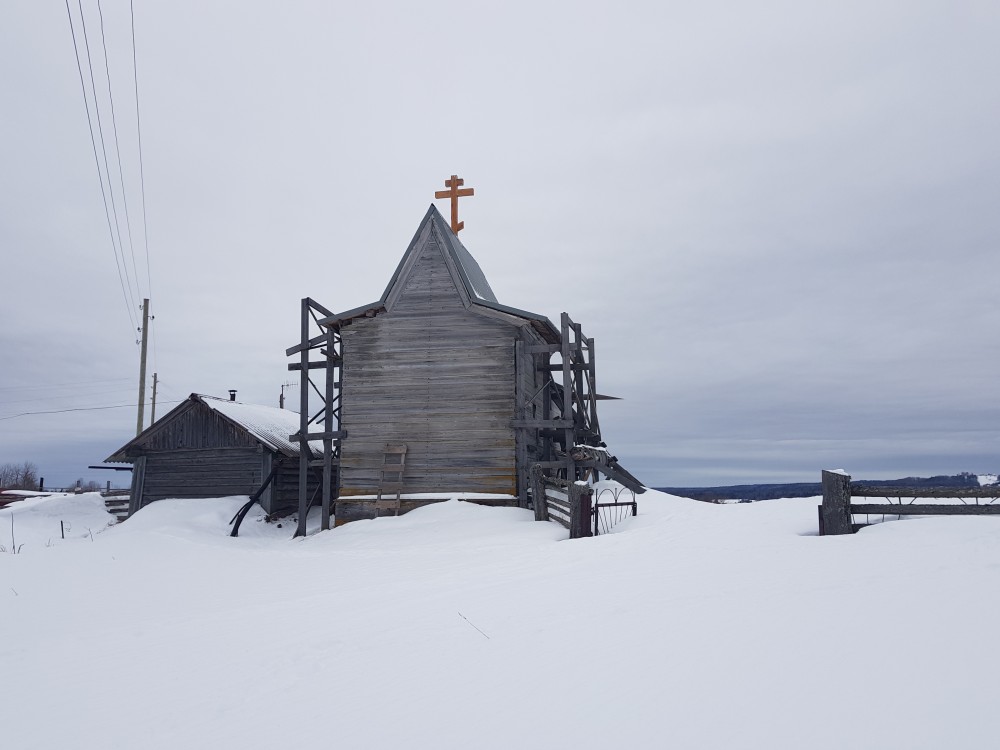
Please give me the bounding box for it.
[374,443,407,516]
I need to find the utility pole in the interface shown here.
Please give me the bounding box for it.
[136,298,150,436]
[151,372,158,424]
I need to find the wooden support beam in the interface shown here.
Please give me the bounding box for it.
[288,358,342,371]
[531,465,548,522]
[532,460,574,469]
[560,312,575,483]
[290,430,347,441]
[302,296,335,317]
[511,419,574,429]
[851,487,1000,499]
[538,363,590,372]
[295,298,311,538]
[308,458,341,467]
[851,504,1000,516]
[321,325,336,531]
[285,332,328,356]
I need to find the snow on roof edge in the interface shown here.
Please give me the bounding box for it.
[198,395,320,457]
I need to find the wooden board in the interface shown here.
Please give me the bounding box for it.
[851,504,1000,516]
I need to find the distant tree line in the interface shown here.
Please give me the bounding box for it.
[0,462,104,493]
[658,473,988,503]
[0,461,40,490]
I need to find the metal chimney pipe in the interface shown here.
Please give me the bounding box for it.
[229,390,237,402]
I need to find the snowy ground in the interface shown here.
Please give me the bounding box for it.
[2,490,999,749]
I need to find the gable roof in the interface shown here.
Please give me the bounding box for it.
[318,205,560,342]
[198,396,313,456]
[105,394,318,463]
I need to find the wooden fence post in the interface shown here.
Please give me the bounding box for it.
[820,470,853,535]
[569,483,593,539]
[532,466,547,522]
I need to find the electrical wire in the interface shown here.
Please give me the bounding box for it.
[63,0,137,335]
[0,377,133,392]
[76,0,139,312]
[129,0,153,300]
[0,400,183,422]
[0,388,138,407]
[96,0,142,300]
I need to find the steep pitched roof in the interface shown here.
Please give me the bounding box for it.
[318,205,560,342]
[105,394,318,463]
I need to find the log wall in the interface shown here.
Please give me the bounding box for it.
[137,447,264,508]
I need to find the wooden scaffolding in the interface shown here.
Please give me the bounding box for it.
[516,311,643,492]
[286,297,344,537]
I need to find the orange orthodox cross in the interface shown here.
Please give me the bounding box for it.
[434,174,474,234]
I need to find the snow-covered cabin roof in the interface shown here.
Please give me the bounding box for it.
[105,394,319,463]
[317,205,560,342]
[197,395,313,456]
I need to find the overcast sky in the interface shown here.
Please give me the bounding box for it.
[2,1,998,488]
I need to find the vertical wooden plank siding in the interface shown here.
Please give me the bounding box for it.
[338,230,519,498]
[129,456,147,515]
[131,402,259,451]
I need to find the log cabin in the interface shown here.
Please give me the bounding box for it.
[105,393,318,517]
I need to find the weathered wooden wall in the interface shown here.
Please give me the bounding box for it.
[338,228,520,502]
[270,459,320,517]
[124,400,293,515]
[129,403,259,452]
[137,447,263,508]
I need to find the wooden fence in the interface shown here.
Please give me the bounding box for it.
[819,470,1000,535]
[531,468,593,539]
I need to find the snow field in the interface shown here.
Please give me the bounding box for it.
[2,491,999,749]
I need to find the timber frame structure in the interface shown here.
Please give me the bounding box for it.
[285,205,643,535]
[513,311,643,489]
[286,297,344,537]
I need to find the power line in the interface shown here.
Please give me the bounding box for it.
[130,0,153,300]
[0,377,133,393]
[63,0,137,335]
[0,387,138,407]
[75,0,140,314]
[96,0,142,300]
[0,400,182,422]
